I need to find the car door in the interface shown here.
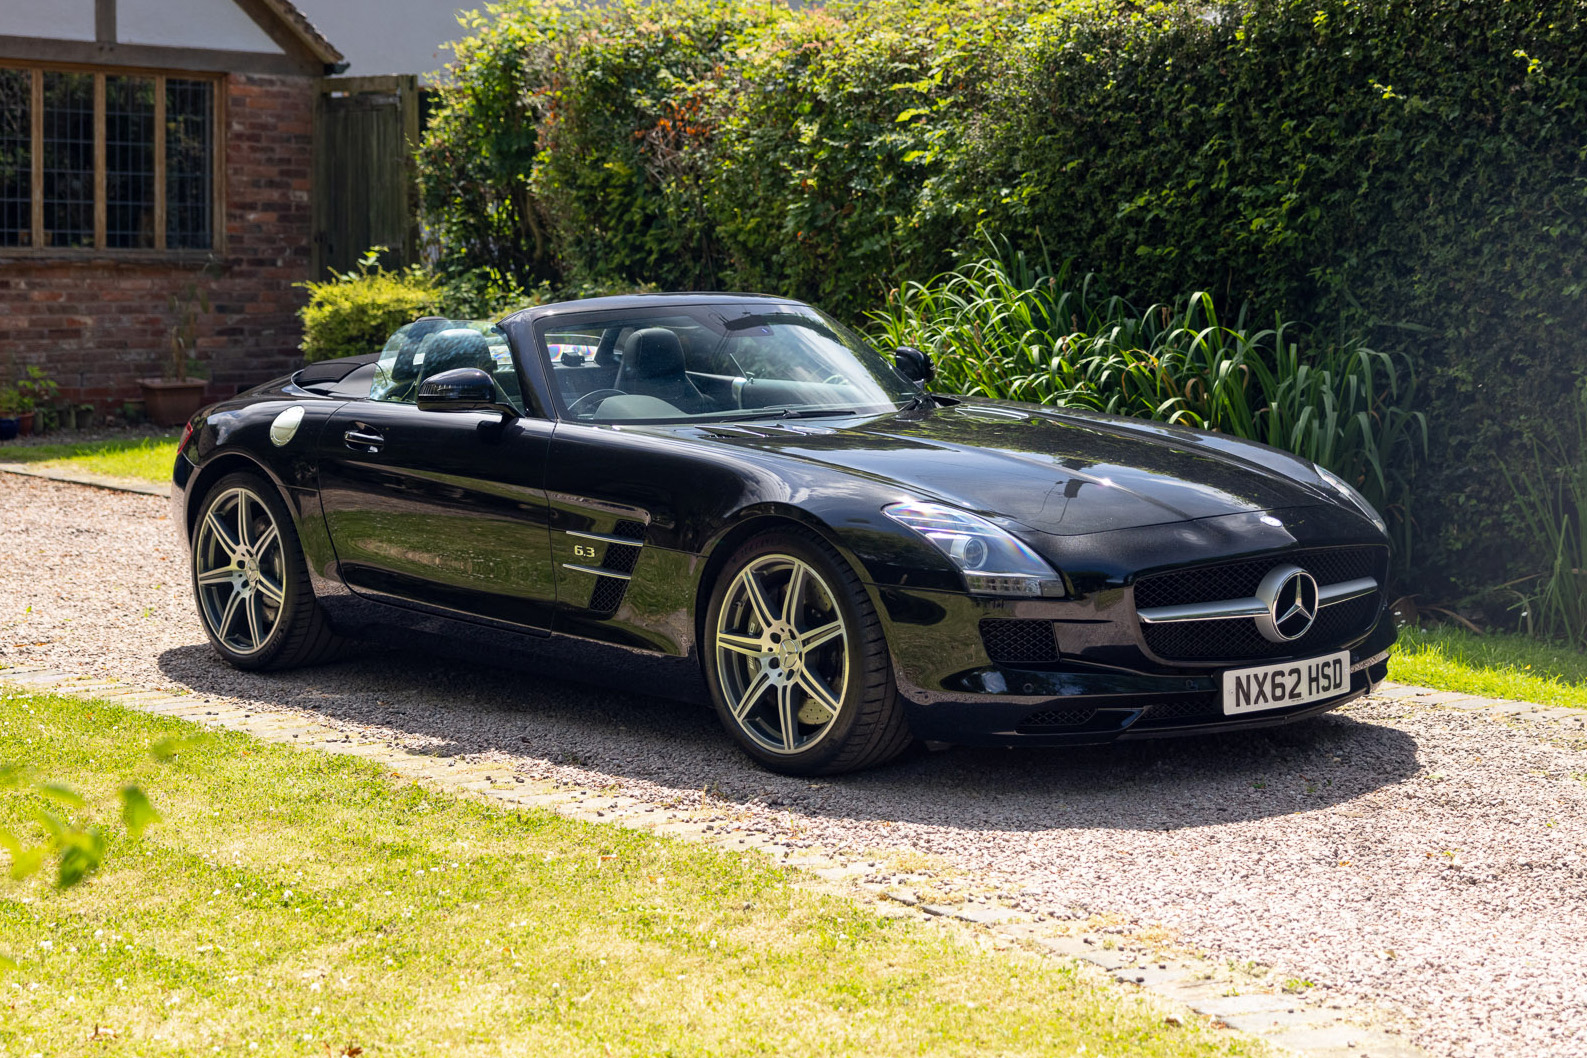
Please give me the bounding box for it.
[316,323,557,632]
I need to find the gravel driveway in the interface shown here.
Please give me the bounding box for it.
[4,473,1585,1058]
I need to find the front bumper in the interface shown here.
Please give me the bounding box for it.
[874,582,1397,747]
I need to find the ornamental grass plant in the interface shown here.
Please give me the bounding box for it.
[870,247,1427,566]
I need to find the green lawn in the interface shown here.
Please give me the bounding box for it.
[0,435,178,483]
[1390,624,1587,709]
[0,689,1251,1058]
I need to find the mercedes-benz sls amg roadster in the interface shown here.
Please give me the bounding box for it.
[173,293,1396,774]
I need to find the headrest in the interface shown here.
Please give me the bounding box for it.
[389,317,453,381]
[623,328,686,380]
[417,328,495,378]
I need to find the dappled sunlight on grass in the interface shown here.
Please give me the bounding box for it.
[0,435,179,484]
[1391,625,1587,709]
[0,690,1257,1058]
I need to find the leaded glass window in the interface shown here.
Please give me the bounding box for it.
[0,64,217,252]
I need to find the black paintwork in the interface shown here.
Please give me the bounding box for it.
[172,294,1396,749]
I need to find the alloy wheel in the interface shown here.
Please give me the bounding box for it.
[714,554,850,755]
[193,486,286,656]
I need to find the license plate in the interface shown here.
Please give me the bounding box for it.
[1221,650,1350,715]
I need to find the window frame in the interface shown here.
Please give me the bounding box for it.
[0,60,224,258]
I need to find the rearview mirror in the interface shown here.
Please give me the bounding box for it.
[894,346,935,386]
[416,368,518,418]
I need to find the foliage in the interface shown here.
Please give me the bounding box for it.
[297,248,443,363]
[960,0,1587,595]
[871,248,1427,563]
[416,0,1587,597]
[1501,384,1587,650]
[16,366,59,412]
[706,1,1019,318]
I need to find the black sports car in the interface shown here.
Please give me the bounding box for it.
[173,293,1396,774]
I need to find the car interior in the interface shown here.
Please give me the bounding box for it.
[543,314,877,422]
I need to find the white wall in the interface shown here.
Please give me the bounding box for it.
[117,0,284,53]
[293,0,468,81]
[0,1,96,42]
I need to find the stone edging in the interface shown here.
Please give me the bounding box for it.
[9,666,1544,1058]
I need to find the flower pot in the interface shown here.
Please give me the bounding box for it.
[16,410,35,436]
[138,378,208,428]
[0,417,17,442]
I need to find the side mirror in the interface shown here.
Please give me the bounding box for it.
[416,368,518,418]
[894,346,935,386]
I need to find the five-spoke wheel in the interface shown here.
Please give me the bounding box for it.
[705,530,910,775]
[191,472,340,671]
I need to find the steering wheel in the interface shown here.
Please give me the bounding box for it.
[822,374,847,385]
[566,388,625,418]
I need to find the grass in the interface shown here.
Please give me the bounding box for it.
[0,689,1254,1058]
[1391,624,1587,709]
[0,435,179,483]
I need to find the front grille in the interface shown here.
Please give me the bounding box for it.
[1133,546,1383,610]
[1016,707,1095,732]
[1135,547,1386,663]
[979,619,1060,664]
[1137,694,1221,724]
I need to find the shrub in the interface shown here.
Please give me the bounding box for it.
[707,1,1018,317]
[871,248,1428,570]
[417,0,1587,598]
[298,251,442,363]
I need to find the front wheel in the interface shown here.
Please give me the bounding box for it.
[704,529,910,775]
[191,472,341,671]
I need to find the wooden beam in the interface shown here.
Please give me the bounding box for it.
[0,37,318,77]
[153,75,165,252]
[93,73,105,249]
[229,0,335,67]
[29,67,41,248]
[95,0,117,44]
[212,76,226,254]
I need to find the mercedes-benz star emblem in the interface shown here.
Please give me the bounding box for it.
[1253,564,1319,643]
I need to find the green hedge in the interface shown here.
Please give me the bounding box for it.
[415,0,1587,599]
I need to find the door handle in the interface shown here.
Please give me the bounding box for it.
[343,426,384,453]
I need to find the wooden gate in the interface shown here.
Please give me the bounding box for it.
[312,75,421,278]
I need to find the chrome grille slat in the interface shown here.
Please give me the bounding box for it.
[1134,546,1386,663]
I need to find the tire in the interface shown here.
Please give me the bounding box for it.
[190,472,342,671]
[704,528,911,775]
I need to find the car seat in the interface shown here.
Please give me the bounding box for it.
[613,327,713,414]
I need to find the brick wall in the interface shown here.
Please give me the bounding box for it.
[0,72,316,413]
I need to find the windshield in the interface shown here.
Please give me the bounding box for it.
[535,302,918,423]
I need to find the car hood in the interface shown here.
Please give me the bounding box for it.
[685,400,1337,536]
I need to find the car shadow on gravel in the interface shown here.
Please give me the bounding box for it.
[158,644,1422,835]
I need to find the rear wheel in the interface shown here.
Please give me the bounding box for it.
[191,472,341,670]
[705,529,910,775]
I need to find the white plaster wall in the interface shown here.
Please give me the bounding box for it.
[118,0,284,53]
[0,1,97,42]
[293,0,468,81]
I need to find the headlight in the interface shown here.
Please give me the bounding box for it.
[1314,464,1387,535]
[883,501,1065,597]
